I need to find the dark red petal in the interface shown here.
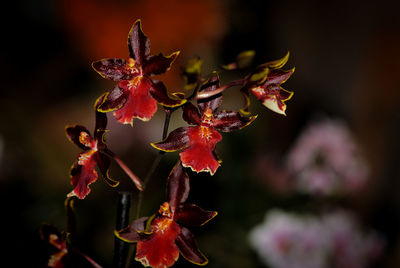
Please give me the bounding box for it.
[251,84,294,115]
[115,217,149,243]
[40,224,64,249]
[180,126,222,175]
[175,227,208,265]
[239,87,252,115]
[68,151,98,199]
[166,161,190,213]
[197,74,222,114]
[144,51,180,76]
[149,80,186,108]
[263,68,295,86]
[182,103,202,125]
[95,152,119,187]
[128,19,150,67]
[151,127,190,152]
[113,77,157,125]
[174,204,217,227]
[212,111,257,132]
[92,58,133,81]
[135,218,181,268]
[97,85,129,113]
[65,125,92,151]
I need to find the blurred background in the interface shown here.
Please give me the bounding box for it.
[2,0,400,267]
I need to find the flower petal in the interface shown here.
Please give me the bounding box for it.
[149,80,187,108]
[144,51,180,76]
[67,151,98,199]
[251,85,293,115]
[182,56,203,91]
[113,77,158,125]
[166,161,190,213]
[151,127,190,152]
[213,111,257,132]
[95,152,119,187]
[94,93,108,145]
[239,87,252,115]
[180,126,222,175]
[128,19,150,67]
[264,51,290,69]
[65,125,92,151]
[115,217,149,243]
[97,85,129,113]
[174,204,217,227]
[263,67,295,86]
[197,74,222,114]
[135,218,181,268]
[175,226,208,265]
[92,58,133,81]
[182,103,202,125]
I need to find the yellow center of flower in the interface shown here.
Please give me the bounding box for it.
[127,58,141,76]
[158,202,172,218]
[79,132,92,147]
[78,149,96,165]
[199,126,212,140]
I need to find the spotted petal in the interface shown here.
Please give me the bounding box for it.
[135,218,181,268]
[68,151,98,199]
[128,19,150,67]
[175,204,217,227]
[180,126,222,175]
[166,162,190,213]
[197,74,222,114]
[113,77,158,124]
[213,111,257,132]
[92,58,133,81]
[175,227,208,265]
[65,125,92,151]
[115,217,149,243]
[151,127,190,152]
[149,80,186,108]
[144,51,180,76]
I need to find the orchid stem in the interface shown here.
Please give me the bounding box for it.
[135,109,172,219]
[113,192,132,268]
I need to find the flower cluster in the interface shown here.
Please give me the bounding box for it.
[249,209,383,268]
[56,19,294,267]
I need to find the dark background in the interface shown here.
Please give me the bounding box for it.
[2,0,400,267]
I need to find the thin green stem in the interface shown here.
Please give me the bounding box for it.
[135,109,172,219]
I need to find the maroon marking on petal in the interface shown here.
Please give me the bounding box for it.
[116,217,149,243]
[182,103,202,126]
[65,125,92,151]
[197,74,222,114]
[149,80,186,108]
[151,127,190,152]
[98,85,129,113]
[213,111,257,132]
[180,126,222,175]
[175,227,208,265]
[113,77,157,125]
[68,151,98,199]
[95,152,119,187]
[92,58,133,81]
[263,68,294,86]
[174,204,217,227]
[143,51,180,76]
[128,20,150,67]
[135,218,181,268]
[166,162,190,214]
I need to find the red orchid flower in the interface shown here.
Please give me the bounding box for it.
[151,74,257,175]
[116,162,217,268]
[65,94,143,199]
[92,19,185,125]
[40,224,102,268]
[241,52,295,116]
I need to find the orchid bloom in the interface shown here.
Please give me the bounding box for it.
[241,52,294,115]
[92,19,185,125]
[151,74,257,175]
[65,94,142,199]
[116,162,217,268]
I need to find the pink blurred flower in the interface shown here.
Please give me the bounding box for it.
[286,118,368,195]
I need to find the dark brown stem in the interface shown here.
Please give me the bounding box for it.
[113,192,132,268]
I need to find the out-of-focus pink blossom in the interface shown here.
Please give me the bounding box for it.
[249,209,384,268]
[286,118,368,195]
